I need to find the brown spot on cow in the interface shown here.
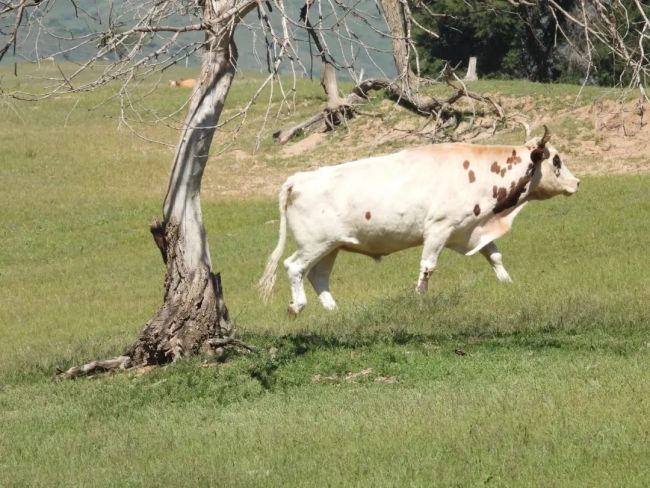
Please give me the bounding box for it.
[463,160,470,170]
[365,211,372,220]
[493,174,534,214]
[500,168,506,177]
[490,162,501,174]
[513,156,522,164]
[492,185,498,198]
[512,150,517,157]
[473,204,481,216]
[496,187,507,202]
[508,164,512,171]
[468,170,476,183]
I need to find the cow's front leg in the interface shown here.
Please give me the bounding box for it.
[479,242,512,283]
[416,232,449,293]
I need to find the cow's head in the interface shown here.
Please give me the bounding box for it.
[526,126,580,200]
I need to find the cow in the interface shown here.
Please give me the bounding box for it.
[168,78,197,88]
[258,127,579,315]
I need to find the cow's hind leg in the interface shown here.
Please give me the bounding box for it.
[284,245,336,315]
[480,242,512,283]
[416,229,451,293]
[308,249,339,311]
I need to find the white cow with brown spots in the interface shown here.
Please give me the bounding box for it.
[259,127,579,315]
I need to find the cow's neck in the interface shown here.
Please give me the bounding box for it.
[490,149,536,215]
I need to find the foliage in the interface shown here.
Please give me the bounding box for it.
[413,0,572,81]
[554,0,650,86]
[412,0,650,86]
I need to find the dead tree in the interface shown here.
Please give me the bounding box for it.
[1,0,272,378]
[274,0,650,143]
[273,0,506,143]
[57,0,260,378]
[273,0,507,144]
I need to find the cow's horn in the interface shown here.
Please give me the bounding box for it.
[539,125,550,147]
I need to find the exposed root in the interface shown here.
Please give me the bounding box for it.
[55,218,254,380]
[55,356,132,380]
[54,335,256,380]
[207,336,257,353]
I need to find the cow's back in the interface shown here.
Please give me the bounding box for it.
[285,147,466,254]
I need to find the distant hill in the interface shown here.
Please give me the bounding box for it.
[1,0,396,80]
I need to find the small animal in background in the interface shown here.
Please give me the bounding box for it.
[168,78,197,88]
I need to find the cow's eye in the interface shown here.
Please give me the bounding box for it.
[552,155,562,176]
[553,155,562,169]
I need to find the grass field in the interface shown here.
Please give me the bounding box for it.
[1,68,649,486]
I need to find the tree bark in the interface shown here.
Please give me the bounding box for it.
[56,0,256,379]
[379,0,445,114]
[381,0,413,87]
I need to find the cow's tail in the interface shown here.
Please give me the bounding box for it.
[258,180,292,303]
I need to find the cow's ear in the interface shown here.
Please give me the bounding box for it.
[531,147,548,164]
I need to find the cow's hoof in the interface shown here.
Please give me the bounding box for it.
[319,295,337,311]
[497,273,513,283]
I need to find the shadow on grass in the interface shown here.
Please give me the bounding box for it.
[6,301,647,389]
[243,318,639,358]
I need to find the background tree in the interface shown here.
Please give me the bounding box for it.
[414,0,528,79]
[413,0,576,81]
[413,0,649,90]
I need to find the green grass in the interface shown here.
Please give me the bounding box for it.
[1,69,649,486]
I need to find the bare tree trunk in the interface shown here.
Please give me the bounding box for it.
[379,0,446,114]
[464,57,478,81]
[274,0,483,143]
[381,0,413,87]
[272,2,357,143]
[56,1,255,379]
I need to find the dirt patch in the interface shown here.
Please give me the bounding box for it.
[280,132,326,158]
[202,151,290,199]
[231,149,252,161]
[544,98,650,177]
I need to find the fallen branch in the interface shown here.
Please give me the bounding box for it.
[274,70,508,145]
[55,355,132,380]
